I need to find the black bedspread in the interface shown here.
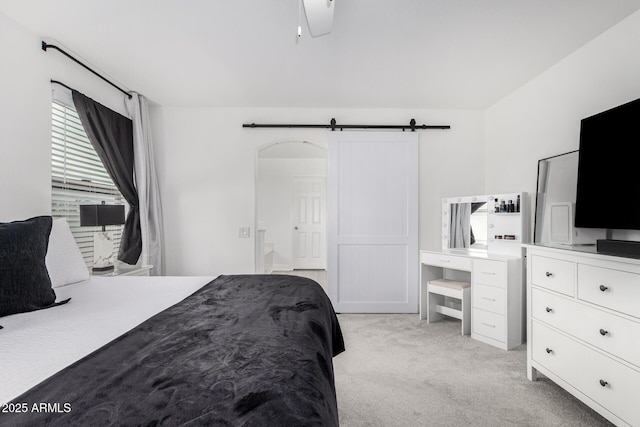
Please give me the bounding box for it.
[1,274,344,426]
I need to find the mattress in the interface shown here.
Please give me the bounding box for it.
[0,275,213,405]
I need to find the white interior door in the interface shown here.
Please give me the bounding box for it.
[328,131,419,313]
[292,176,326,269]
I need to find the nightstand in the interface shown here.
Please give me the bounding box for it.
[92,265,153,277]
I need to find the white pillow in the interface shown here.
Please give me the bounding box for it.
[46,218,90,287]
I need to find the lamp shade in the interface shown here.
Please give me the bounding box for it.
[79,204,125,227]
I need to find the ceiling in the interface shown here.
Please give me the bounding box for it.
[2,0,640,109]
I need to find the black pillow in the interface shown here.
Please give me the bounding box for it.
[0,216,57,317]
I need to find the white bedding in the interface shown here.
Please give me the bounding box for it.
[0,275,214,405]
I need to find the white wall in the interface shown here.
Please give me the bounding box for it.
[150,107,485,276]
[6,6,639,276]
[0,11,484,276]
[1,13,51,221]
[257,157,327,271]
[154,4,640,278]
[486,10,640,241]
[0,12,131,222]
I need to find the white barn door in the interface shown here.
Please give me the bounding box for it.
[328,131,419,313]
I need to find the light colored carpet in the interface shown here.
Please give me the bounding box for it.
[333,314,613,427]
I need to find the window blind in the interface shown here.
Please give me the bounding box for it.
[51,99,125,267]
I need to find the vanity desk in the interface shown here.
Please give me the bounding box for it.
[420,193,527,350]
[420,249,524,350]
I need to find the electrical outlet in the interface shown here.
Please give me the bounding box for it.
[239,227,250,238]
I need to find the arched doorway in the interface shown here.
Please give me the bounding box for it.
[255,141,327,286]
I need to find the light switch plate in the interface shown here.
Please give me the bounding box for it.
[239,227,250,238]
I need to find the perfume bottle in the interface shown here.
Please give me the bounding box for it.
[516,195,520,213]
[494,198,499,213]
[499,200,506,213]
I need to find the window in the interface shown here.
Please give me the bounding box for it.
[51,98,124,267]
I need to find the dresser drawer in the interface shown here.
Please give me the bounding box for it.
[473,259,506,288]
[532,288,640,368]
[532,321,640,426]
[531,255,575,296]
[578,264,640,319]
[421,252,471,271]
[473,309,505,342]
[474,284,505,315]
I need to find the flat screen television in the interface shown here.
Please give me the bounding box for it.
[575,97,640,231]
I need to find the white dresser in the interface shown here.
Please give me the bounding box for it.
[420,249,524,350]
[525,244,640,426]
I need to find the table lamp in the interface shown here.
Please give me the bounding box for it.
[79,203,125,271]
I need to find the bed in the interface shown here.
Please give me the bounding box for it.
[0,217,344,426]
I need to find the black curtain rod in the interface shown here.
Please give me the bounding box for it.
[50,79,73,92]
[243,118,450,131]
[42,41,132,99]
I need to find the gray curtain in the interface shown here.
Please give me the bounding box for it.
[72,90,141,265]
[449,203,471,248]
[126,93,165,275]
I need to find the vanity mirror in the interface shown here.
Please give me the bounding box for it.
[443,195,489,251]
[534,150,605,246]
[443,193,526,257]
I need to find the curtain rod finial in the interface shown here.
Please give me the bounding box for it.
[41,41,48,51]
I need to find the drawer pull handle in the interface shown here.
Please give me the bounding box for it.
[599,329,609,336]
[599,285,608,292]
[545,307,553,313]
[545,272,553,277]
[599,379,608,387]
[482,272,496,275]
[545,348,553,354]
[481,322,496,328]
[482,297,496,302]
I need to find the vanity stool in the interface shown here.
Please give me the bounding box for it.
[426,278,471,335]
